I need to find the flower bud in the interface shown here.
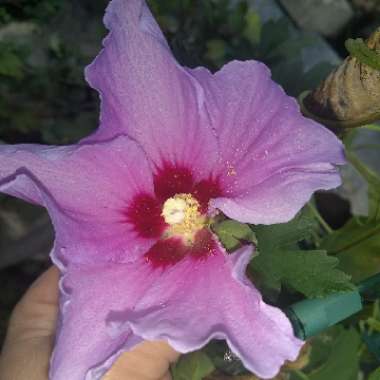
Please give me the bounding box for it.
[301,28,380,129]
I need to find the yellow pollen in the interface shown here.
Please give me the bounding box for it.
[161,194,206,244]
[227,161,237,176]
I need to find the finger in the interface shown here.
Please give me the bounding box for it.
[159,375,172,380]
[5,266,59,343]
[159,374,173,380]
[104,340,180,380]
[0,266,60,380]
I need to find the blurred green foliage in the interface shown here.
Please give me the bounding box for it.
[0,0,61,24]
[0,1,102,144]
[0,0,333,144]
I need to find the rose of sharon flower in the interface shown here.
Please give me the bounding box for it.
[0,0,345,379]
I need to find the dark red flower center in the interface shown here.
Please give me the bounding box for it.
[126,164,222,267]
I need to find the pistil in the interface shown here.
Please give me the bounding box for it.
[162,193,206,244]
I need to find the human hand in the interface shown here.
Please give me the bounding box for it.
[0,266,180,380]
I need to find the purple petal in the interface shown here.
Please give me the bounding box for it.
[106,244,303,379]
[85,0,218,177]
[50,263,143,380]
[0,136,156,263]
[51,244,301,379]
[211,165,341,224]
[190,61,345,224]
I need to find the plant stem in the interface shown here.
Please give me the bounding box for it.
[292,369,310,380]
[308,202,333,234]
[358,300,380,358]
[363,124,380,133]
[329,224,380,255]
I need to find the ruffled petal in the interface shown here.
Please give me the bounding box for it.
[85,0,218,176]
[190,61,345,224]
[211,164,342,224]
[50,242,301,380]
[50,263,143,380]
[105,244,303,379]
[0,136,156,263]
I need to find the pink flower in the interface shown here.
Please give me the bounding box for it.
[0,1,345,379]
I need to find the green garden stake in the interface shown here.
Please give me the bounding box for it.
[286,273,380,340]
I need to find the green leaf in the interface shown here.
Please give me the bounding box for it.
[367,318,380,332]
[252,206,319,252]
[251,249,353,298]
[204,39,226,66]
[369,368,380,380]
[307,328,361,380]
[276,61,335,98]
[227,1,248,34]
[171,351,215,380]
[271,59,305,96]
[299,62,337,93]
[259,18,291,56]
[321,217,380,282]
[361,302,380,361]
[346,151,380,221]
[0,7,12,24]
[345,38,380,71]
[243,10,261,45]
[212,219,257,251]
[250,208,353,297]
[0,45,24,79]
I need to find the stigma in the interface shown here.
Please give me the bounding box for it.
[162,193,206,244]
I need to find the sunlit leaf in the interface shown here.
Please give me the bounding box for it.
[171,351,215,380]
[345,37,380,71]
[212,219,256,252]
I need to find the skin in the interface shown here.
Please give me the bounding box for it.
[0,266,180,380]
